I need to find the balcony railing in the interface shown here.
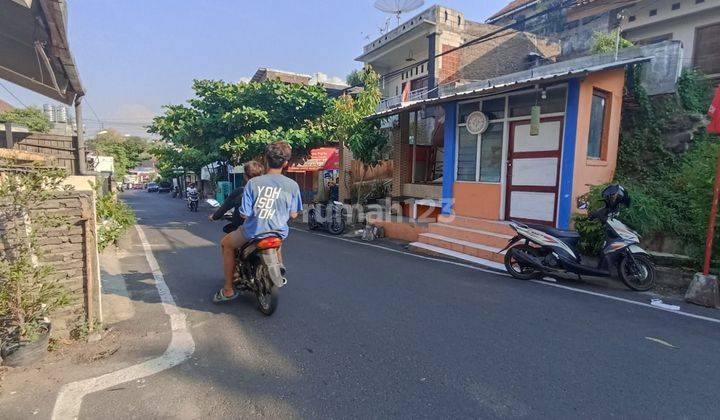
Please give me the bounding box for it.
[376,87,429,113]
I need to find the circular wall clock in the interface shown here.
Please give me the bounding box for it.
[466,111,489,135]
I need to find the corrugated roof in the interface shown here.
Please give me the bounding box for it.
[370,55,651,119]
[487,0,538,22]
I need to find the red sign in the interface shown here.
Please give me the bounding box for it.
[709,86,720,134]
[287,147,339,172]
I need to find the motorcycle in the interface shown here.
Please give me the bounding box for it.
[501,184,656,291]
[187,190,199,212]
[308,201,346,235]
[207,200,286,316]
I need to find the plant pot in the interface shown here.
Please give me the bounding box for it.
[1,322,51,368]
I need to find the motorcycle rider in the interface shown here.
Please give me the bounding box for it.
[212,141,302,303]
[208,160,265,229]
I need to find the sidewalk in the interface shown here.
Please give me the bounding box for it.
[0,227,174,418]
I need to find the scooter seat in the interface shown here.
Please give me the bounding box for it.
[528,224,580,239]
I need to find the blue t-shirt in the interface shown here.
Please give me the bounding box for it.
[239,173,302,239]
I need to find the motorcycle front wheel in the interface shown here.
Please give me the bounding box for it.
[504,245,542,280]
[327,217,345,235]
[619,254,656,291]
[308,209,321,230]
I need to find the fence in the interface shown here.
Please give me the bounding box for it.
[3,131,81,175]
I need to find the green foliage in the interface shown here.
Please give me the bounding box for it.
[677,69,712,114]
[150,144,208,180]
[87,129,150,177]
[96,188,136,250]
[591,30,633,54]
[575,68,719,267]
[0,163,72,342]
[0,107,51,133]
[149,79,330,164]
[346,69,365,87]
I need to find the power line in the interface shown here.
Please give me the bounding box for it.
[0,81,28,108]
[83,97,104,129]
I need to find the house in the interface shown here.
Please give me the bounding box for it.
[367,41,681,266]
[487,0,720,77]
[249,67,350,97]
[356,5,562,213]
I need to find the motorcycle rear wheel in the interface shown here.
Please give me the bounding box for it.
[256,283,279,316]
[619,254,656,291]
[504,245,542,280]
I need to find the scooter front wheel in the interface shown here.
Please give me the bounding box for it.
[619,254,656,291]
[504,245,542,280]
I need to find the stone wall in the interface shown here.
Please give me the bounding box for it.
[0,191,100,338]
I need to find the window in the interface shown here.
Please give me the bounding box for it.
[565,20,579,30]
[445,10,448,21]
[588,89,610,159]
[694,23,720,76]
[508,87,567,117]
[696,0,705,4]
[482,98,505,120]
[479,123,503,182]
[395,86,399,96]
[458,16,461,26]
[628,15,636,22]
[457,127,478,181]
[649,9,657,16]
[421,64,424,73]
[672,2,681,10]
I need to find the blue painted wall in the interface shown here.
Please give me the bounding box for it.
[557,78,581,229]
[441,102,457,215]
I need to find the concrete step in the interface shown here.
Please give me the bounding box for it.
[418,232,506,264]
[428,223,512,249]
[438,215,515,236]
[409,242,507,272]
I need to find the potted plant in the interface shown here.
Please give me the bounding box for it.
[0,162,71,367]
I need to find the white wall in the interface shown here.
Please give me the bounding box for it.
[623,0,720,70]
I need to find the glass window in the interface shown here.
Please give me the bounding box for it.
[482,98,505,120]
[457,127,477,181]
[588,90,608,159]
[508,87,567,117]
[479,123,503,182]
[459,102,479,124]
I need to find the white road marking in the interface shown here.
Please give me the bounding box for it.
[645,337,678,349]
[52,225,195,420]
[293,228,720,325]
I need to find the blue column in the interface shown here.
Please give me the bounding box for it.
[441,102,457,215]
[557,78,581,229]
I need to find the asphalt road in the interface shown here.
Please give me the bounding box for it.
[19,190,720,419]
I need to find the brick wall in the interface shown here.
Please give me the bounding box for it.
[0,191,100,337]
[391,115,411,198]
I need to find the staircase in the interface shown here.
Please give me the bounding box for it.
[409,215,515,271]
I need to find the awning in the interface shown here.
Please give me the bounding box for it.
[287,147,339,172]
[0,0,84,104]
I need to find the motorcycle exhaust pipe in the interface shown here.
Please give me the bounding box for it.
[511,248,546,271]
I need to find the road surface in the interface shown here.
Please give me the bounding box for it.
[4,190,720,419]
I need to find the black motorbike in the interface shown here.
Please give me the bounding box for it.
[187,190,199,212]
[501,185,656,291]
[308,201,346,235]
[209,200,286,316]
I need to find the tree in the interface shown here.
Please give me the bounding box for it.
[591,30,633,54]
[148,79,331,165]
[87,129,149,177]
[0,107,51,133]
[324,68,389,203]
[346,69,365,87]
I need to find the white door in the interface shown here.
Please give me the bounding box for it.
[505,118,563,225]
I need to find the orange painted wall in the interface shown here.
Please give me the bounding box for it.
[572,68,626,212]
[453,182,502,219]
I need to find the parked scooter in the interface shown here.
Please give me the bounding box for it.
[171,186,180,198]
[501,185,656,291]
[308,201,346,235]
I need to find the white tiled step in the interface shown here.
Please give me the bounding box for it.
[418,232,506,263]
[409,242,507,272]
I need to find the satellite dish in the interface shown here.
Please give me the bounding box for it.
[374,0,425,27]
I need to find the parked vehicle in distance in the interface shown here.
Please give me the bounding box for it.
[308,201,346,235]
[132,183,144,190]
[146,182,159,193]
[158,182,172,193]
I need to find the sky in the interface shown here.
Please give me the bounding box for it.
[2,0,509,137]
